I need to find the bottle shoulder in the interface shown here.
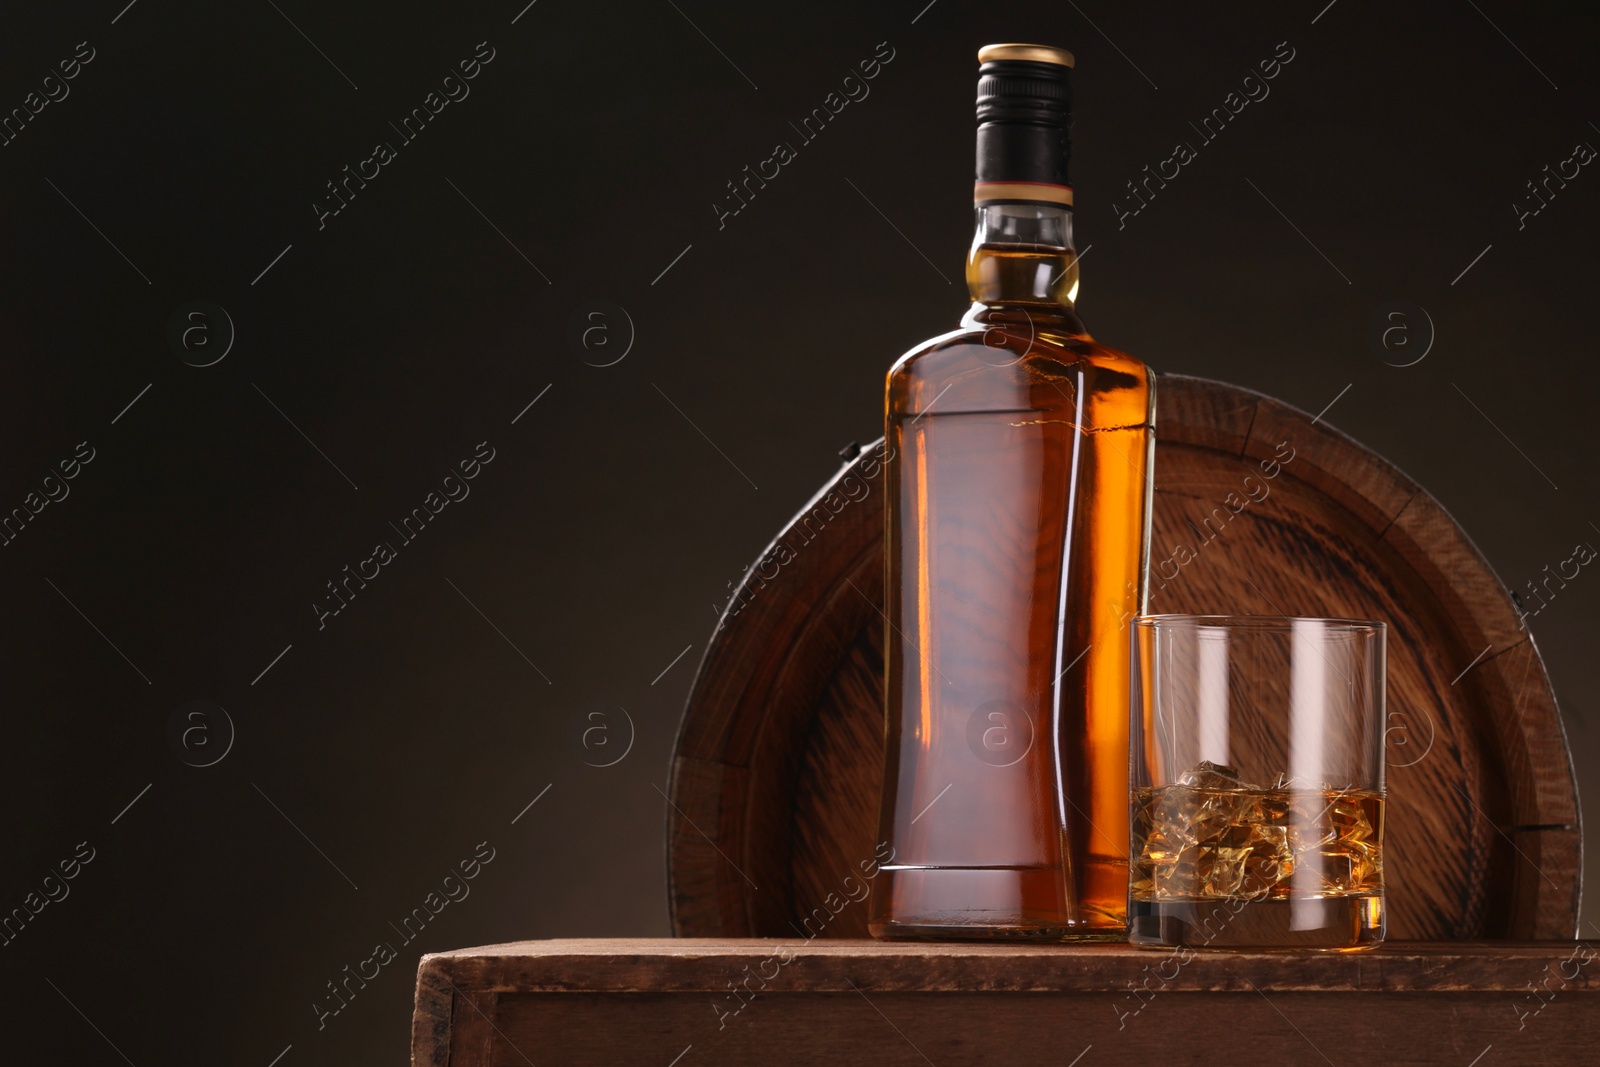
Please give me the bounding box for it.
[885,314,1152,420]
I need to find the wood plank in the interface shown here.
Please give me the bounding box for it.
[788,622,886,941]
[413,939,1600,1067]
[1508,826,1584,941]
[410,959,452,1067]
[1244,393,1419,533]
[1153,372,1259,453]
[418,938,1600,993]
[666,756,751,936]
[462,992,1595,1067]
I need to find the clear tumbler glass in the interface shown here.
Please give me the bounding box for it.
[1129,615,1386,950]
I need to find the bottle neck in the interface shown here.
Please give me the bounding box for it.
[965,202,1081,311]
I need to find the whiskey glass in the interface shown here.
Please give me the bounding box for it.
[1129,615,1386,950]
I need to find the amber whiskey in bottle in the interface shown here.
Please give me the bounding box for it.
[869,44,1155,940]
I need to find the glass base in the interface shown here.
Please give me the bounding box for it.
[1128,893,1385,951]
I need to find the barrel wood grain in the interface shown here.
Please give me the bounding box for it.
[667,375,1580,943]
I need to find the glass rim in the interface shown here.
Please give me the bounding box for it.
[1133,613,1386,634]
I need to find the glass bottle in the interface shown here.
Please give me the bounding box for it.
[869,43,1155,940]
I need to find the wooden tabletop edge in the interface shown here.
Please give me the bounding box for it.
[408,939,1600,997]
[421,937,1592,958]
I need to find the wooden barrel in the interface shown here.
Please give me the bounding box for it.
[667,375,1581,941]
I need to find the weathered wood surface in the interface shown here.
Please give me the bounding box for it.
[412,938,1600,1067]
[669,375,1581,942]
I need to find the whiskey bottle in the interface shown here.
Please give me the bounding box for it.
[869,44,1155,940]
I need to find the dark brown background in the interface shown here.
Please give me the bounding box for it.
[0,1,1595,1064]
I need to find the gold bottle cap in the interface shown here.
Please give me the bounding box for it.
[977,43,1075,68]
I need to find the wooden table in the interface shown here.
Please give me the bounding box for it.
[412,938,1598,1066]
